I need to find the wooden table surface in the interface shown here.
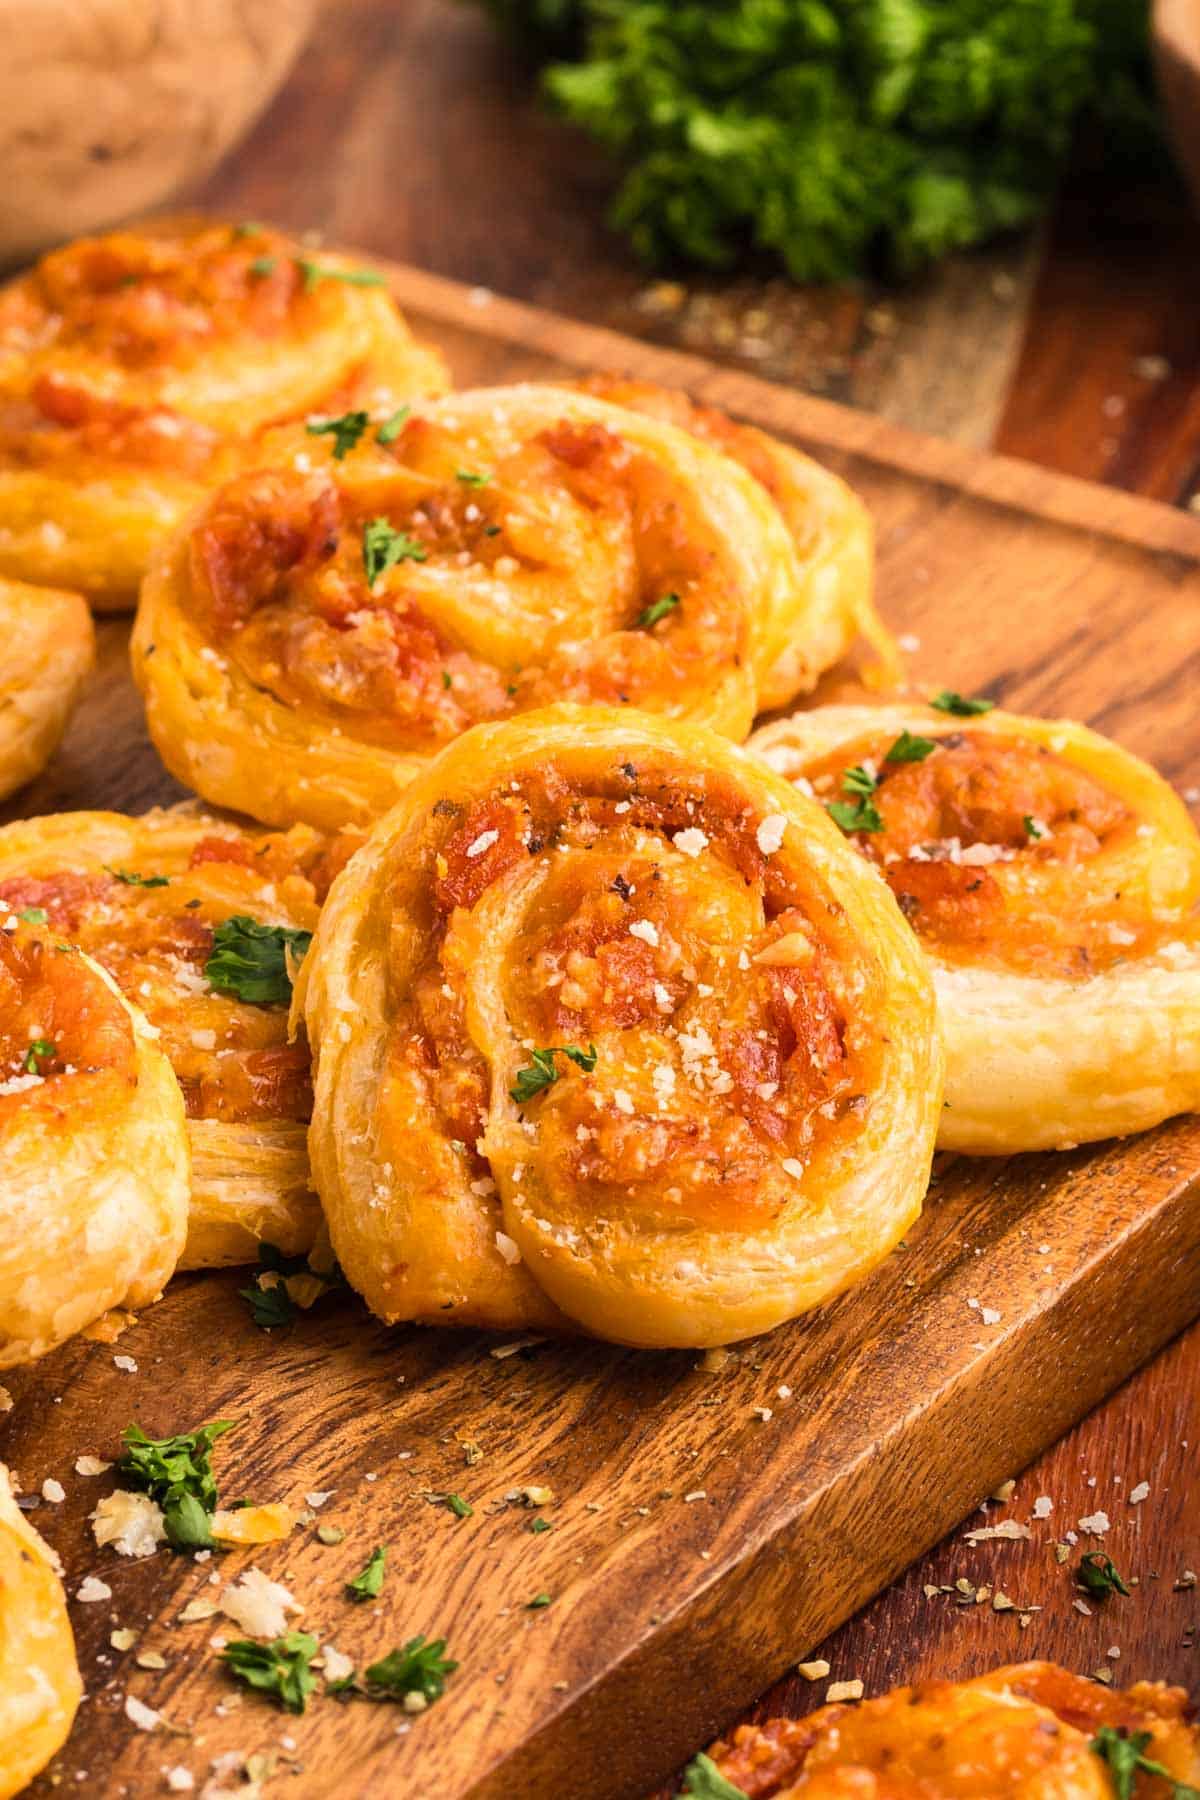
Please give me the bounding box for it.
[188,0,1200,1778]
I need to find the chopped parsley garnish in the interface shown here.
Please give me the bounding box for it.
[17,907,47,924]
[346,1545,388,1600]
[362,1636,457,1705]
[375,405,411,445]
[104,865,170,888]
[1090,1725,1200,1798]
[527,1516,553,1534]
[232,221,264,239]
[841,763,878,796]
[248,255,277,278]
[442,670,453,690]
[673,1755,750,1800]
[929,689,995,717]
[223,1633,319,1713]
[885,730,938,763]
[1023,814,1047,840]
[295,257,388,294]
[637,591,680,629]
[239,1242,345,1329]
[510,1042,598,1103]
[23,1038,54,1073]
[525,1591,553,1609]
[455,468,492,486]
[205,917,312,1006]
[1077,1550,1131,1599]
[826,764,884,835]
[117,1418,238,1550]
[306,410,370,460]
[362,517,427,586]
[434,1493,473,1520]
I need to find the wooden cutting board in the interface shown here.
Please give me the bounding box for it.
[6,264,1200,1800]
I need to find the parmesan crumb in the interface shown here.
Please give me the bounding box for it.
[219,1567,302,1639]
[113,1354,138,1373]
[124,1694,161,1732]
[672,828,709,857]
[42,1478,65,1504]
[76,1456,111,1477]
[629,918,660,948]
[797,1660,830,1681]
[826,1679,864,1704]
[76,1575,113,1603]
[1128,1481,1150,1505]
[466,830,499,859]
[1078,1511,1111,1535]
[495,1231,522,1266]
[756,814,787,856]
[92,1490,167,1559]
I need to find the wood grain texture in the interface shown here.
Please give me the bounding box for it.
[3,270,1199,1799]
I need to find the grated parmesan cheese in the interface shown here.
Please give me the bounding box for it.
[219,1567,303,1639]
[92,1490,167,1559]
[756,814,787,856]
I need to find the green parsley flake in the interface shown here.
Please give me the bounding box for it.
[239,1242,344,1330]
[455,468,492,487]
[526,1591,553,1609]
[673,1754,750,1800]
[248,255,277,278]
[1023,814,1048,840]
[363,1636,458,1705]
[223,1633,319,1713]
[1076,1550,1131,1599]
[436,1493,473,1520]
[346,1545,388,1600]
[17,907,47,924]
[104,866,170,888]
[510,1043,598,1103]
[827,798,883,833]
[826,763,884,834]
[23,1038,54,1073]
[637,591,680,629]
[841,763,878,797]
[295,257,388,294]
[117,1418,238,1550]
[362,517,427,586]
[306,410,370,459]
[376,406,411,445]
[1090,1724,1200,1798]
[929,689,995,717]
[527,1516,553,1534]
[205,917,312,1006]
[885,730,938,764]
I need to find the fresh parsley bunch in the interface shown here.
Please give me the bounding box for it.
[474,0,1159,279]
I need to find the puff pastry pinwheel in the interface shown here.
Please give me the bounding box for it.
[0,1463,81,1800]
[0,912,188,1366]
[0,807,356,1269]
[0,217,447,611]
[133,383,829,829]
[0,576,93,801]
[580,376,899,706]
[299,705,942,1348]
[751,700,1200,1154]
[697,1661,1200,1797]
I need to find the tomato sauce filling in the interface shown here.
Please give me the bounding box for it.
[0,826,350,1126]
[186,410,747,747]
[807,730,1150,977]
[0,224,362,472]
[707,1667,1196,1797]
[0,925,134,1119]
[391,768,874,1232]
